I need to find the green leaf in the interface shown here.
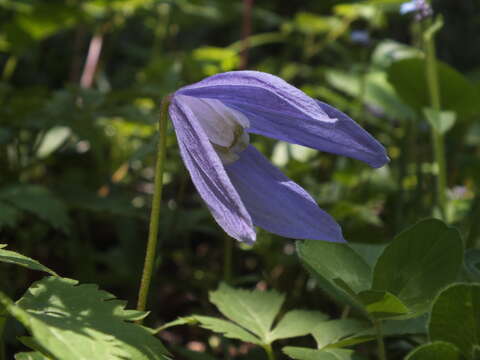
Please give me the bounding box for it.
[350,243,386,269]
[296,241,371,310]
[372,219,463,314]
[0,277,169,360]
[0,185,70,232]
[423,108,456,134]
[36,126,71,159]
[311,319,369,349]
[405,342,463,360]
[269,310,329,342]
[209,283,284,342]
[388,57,480,118]
[283,347,354,360]
[430,283,480,360]
[357,290,409,319]
[192,315,262,345]
[15,352,49,360]
[0,244,57,275]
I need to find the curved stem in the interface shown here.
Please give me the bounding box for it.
[374,320,387,360]
[136,96,171,317]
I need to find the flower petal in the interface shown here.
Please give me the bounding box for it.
[169,98,256,244]
[177,71,389,168]
[225,145,345,243]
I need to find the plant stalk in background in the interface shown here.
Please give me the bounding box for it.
[423,17,447,220]
[136,96,171,316]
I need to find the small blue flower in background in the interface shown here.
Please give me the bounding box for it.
[350,30,371,46]
[400,0,433,20]
[168,71,389,244]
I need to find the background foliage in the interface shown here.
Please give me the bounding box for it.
[1,0,480,359]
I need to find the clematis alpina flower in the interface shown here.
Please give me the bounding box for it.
[168,71,389,244]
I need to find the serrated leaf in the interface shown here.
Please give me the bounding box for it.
[209,283,284,342]
[283,347,354,360]
[192,315,262,345]
[405,341,463,360]
[0,244,57,276]
[311,319,369,349]
[430,283,480,360]
[372,219,463,314]
[15,352,49,360]
[357,290,409,319]
[0,185,70,232]
[0,277,169,360]
[269,310,329,342]
[296,241,371,310]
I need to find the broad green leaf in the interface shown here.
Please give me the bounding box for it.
[0,244,57,275]
[192,315,262,345]
[430,283,480,360]
[406,342,463,360]
[297,241,371,310]
[357,290,409,319]
[423,108,456,134]
[350,243,386,269]
[283,347,354,360]
[372,219,463,314]
[15,352,49,360]
[269,310,329,342]
[388,57,480,118]
[0,185,70,232]
[311,319,369,349]
[209,283,284,342]
[0,277,169,360]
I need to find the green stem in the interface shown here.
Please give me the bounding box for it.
[263,344,275,360]
[136,96,171,317]
[423,18,447,220]
[374,320,387,360]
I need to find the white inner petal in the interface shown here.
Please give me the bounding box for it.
[178,95,250,164]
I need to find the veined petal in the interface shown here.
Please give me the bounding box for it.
[225,145,345,243]
[169,97,256,244]
[176,71,389,168]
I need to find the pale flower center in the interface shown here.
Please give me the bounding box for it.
[178,95,250,164]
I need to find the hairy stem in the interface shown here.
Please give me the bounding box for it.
[136,96,171,317]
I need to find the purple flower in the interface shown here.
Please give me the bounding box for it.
[168,71,389,244]
[400,0,433,20]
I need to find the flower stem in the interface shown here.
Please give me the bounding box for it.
[374,320,387,360]
[262,344,275,360]
[423,17,447,220]
[223,235,234,283]
[136,96,171,317]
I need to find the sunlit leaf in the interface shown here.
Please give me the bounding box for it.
[0,244,57,276]
[283,347,354,360]
[311,319,369,349]
[209,283,284,342]
[0,277,169,360]
[269,310,329,342]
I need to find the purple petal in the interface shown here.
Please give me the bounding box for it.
[169,97,256,244]
[225,145,345,243]
[176,71,389,168]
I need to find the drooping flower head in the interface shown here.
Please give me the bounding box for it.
[168,71,389,245]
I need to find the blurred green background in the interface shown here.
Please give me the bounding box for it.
[1,0,479,358]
